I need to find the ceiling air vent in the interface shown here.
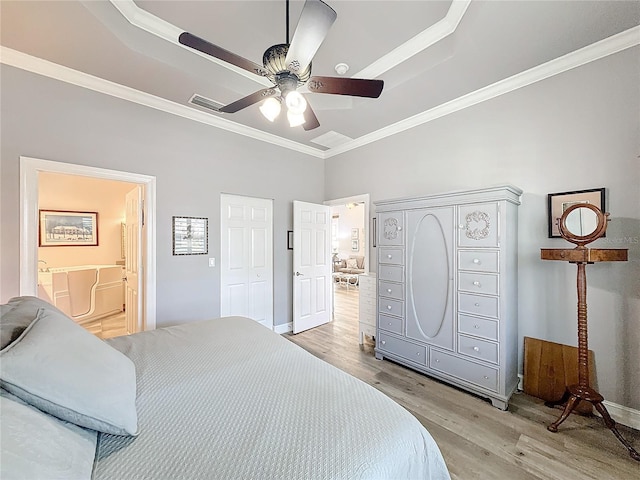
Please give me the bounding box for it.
[189,94,224,113]
[311,131,353,149]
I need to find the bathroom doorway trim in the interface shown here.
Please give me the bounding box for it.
[19,156,157,331]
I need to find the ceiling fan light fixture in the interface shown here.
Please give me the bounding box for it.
[287,110,306,127]
[259,97,282,122]
[285,90,307,115]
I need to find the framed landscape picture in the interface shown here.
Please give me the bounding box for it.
[39,210,98,247]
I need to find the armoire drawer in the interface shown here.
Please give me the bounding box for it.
[378,265,404,283]
[458,250,499,273]
[378,298,404,317]
[458,314,498,341]
[378,333,426,365]
[458,272,498,296]
[458,293,499,318]
[378,248,404,265]
[378,313,402,335]
[378,280,404,300]
[430,349,498,392]
[458,334,498,364]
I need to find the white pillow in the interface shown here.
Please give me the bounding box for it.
[346,258,358,269]
[0,307,138,436]
[1,389,97,480]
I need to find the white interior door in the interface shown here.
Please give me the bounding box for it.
[125,186,143,334]
[293,200,332,334]
[220,194,273,329]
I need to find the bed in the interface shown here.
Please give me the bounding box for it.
[1,296,450,479]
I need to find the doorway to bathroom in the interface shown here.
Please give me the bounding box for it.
[20,157,156,335]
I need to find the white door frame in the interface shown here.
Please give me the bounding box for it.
[324,193,370,274]
[19,156,157,331]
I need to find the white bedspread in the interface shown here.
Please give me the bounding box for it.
[94,316,450,479]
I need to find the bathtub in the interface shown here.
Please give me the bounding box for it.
[37,265,124,325]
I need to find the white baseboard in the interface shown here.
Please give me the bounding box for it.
[516,374,640,430]
[274,322,292,335]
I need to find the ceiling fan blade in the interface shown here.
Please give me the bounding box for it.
[307,76,384,98]
[219,88,277,114]
[285,0,337,75]
[302,100,320,131]
[179,32,269,78]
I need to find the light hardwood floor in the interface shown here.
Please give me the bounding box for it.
[287,286,640,480]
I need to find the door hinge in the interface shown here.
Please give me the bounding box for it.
[141,200,145,227]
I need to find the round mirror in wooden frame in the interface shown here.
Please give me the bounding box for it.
[558,203,608,247]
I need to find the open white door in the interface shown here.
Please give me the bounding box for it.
[293,201,332,334]
[125,186,143,334]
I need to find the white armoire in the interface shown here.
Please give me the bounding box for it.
[374,185,522,410]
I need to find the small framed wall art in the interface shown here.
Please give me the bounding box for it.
[172,216,208,255]
[39,210,98,247]
[547,188,605,238]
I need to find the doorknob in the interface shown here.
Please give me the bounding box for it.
[295,272,304,276]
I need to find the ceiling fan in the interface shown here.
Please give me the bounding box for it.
[178,0,384,130]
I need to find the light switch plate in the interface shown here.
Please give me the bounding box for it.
[208,258,215,267]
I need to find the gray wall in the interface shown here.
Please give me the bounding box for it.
[0,65,325,329]
[1,46,638,410]
[325,47,640,409]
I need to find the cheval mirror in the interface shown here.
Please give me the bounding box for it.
[541,203,638,461]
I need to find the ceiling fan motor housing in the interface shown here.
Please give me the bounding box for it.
[263,44,311,86]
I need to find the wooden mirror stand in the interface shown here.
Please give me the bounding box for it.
[541,203,638,461]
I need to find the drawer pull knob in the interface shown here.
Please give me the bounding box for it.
[474,303,480,307]
[387,305,392,310]
[473,258,481,264]
[387,288,392,293]
[388,322,392,326]
[397,226,402,231]
[435,359,440,363]
[381,340,386,345]
[483,375,489,379]
[387,254,392,259]
[416,352,421,356]
[474,324,480,329]
[473,281,481,287]
[473,346,480,352]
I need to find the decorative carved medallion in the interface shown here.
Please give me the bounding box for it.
[288,60,301,72]
[308,79,324,90]
[465,211,490,240]
[384,217,400,240]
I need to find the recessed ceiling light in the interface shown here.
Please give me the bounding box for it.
[334,63,349,75]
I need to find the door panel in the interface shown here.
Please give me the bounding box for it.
[221,194,273,329]
[293,201,331,333]
[406,207,454,350]
[125,186,143,334]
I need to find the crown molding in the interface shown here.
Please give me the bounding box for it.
[0,46,324,158]
[354,0,471,79]
[109,0,273,87]
[325,25,640,158]
[1,26,637,160]
[110,0,470,85]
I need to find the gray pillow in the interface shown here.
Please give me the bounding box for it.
[0,307,139,436]
[0,389,98,480]
[1,296,68,349]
